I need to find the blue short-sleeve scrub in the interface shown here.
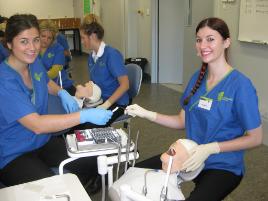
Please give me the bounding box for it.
[0,43,9,63]
[180,69,261,176]
[0,58,51,169]
[88,45,129,106]
[56,33,71,64]
[39,42,73,89]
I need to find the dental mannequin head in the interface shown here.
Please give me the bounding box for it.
[75,81,101,103]
[109,139,204,201]
[161,139,198,173]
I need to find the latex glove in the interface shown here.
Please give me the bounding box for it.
[80,108,113,125]
[125,104,157,121]
[97,100,112,110]
[58,89,79,113]
[47,64,63,79]
[182,142,220,172]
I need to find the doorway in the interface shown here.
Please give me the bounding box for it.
[157,0,184,84]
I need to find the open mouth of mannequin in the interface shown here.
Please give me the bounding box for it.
[166,147,176,156]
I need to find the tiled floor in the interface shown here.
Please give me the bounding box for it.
[70,53,268,201]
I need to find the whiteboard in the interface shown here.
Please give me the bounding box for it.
[238,0,268,44]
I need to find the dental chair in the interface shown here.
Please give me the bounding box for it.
[119,184,152,201]
[112,63,142,129]
[108,139,205,201]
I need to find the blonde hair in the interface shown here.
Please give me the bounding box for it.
[39,20,58,40]
[82,14,101,25]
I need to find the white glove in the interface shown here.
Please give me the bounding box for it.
[125,104,157,121]
[97,100,112,110]
[182,142,220,172]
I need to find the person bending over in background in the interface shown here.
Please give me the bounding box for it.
[39,20,76,95]
[0,34,9,63]
[0,14,112,189]
[56,31,72,72]
[0,15,9,62]
[125,17,263,201]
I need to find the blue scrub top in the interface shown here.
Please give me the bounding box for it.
[180,69,261,176]
[0,58,51,169]
[39,42,73,88]
[88,45,129,106]
[0,43,9,63]
[56,33,71,63]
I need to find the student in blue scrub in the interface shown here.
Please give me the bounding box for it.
[39,20,75,95]
[125,17,263,201]
[0,15,8,32]
[0,14,112,188]
[79,14,130,126]
[56,32,72,69]
[0,40,9,63]
[0,16,9,62]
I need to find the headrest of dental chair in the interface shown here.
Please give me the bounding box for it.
[85,82,101,104]
[74,82,103,108]
[108,167,185,201]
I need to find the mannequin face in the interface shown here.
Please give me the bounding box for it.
[160,140,190,173]
[75,81,93,99]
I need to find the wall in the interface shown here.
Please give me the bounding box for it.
[214,0,268,145]
[135,0,152,75]
[182,0,214,87]
[158,0,184,84]
[96,0,152,73]
[73,0,84,19]
[0,0,74,18]
[99,0,125,56]
[124,0,152,74]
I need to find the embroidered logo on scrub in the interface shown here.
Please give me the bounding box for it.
[99,61,105,67]
[47,53,54,58]
[217,91,233,102]
[34,72,43,81]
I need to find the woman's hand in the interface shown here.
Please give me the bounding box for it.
[125,104,157,121]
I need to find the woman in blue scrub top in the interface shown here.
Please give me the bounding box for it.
[0,18,9,63]
[0,41,9,63]
[78,14,130,127]
[0,14,112,188]
[39,20,76,95]
[125,17,263,201]
[56,32,72,68]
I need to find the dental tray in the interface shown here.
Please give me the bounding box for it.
[65,127,132,157]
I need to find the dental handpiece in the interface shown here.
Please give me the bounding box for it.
[116,142,122,180]
[160,155,173,201]
[124,125,131,172]
[132,130,139,167]
[112,107,119,113]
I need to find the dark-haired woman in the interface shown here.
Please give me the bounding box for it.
[0,14,112,187]
[78,14,129,126]
[124,17,263,201]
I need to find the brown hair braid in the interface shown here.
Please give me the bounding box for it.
[183,63,207,105]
